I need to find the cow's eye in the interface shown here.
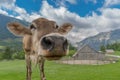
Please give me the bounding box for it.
[30,24,36,30]
[54,24,59,29]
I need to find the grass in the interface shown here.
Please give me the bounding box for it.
[0,60,120,80]
[0,46,4,49]
[114,51,120,56]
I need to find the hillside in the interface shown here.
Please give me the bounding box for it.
[0,14,29,50]
[78,29,120,50]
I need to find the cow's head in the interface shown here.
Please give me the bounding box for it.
[7,18,73,60]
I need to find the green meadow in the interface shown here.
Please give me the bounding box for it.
[0,46,4,50]
[0,60,120,80]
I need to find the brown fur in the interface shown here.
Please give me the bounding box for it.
[7,18,73,80]
[7,22,32,36]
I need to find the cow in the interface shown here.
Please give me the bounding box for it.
[7,18,73,80]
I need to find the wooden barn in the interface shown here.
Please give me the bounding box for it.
[72,44,105,60]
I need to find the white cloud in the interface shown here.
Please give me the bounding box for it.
[0,9,8,15]
[104,0,120,7]
[93,0,97,4]
[66,0,77,4]
[15,16,23,20]
[100,8,120,29]
[29,12,41,21]
[0,0,15,9]
[14,7,27,14]
[85,0,97,4]
[51,0,77,7]
[83,8,120,32]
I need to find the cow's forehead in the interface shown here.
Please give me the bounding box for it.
[32,18,56,27]
[32,18,55,23]
[33,18,49,22]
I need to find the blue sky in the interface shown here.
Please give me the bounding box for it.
[16,0,104,16]
[0,0,120,44]
[16,0,42,13]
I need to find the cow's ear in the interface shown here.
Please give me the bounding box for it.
[58,23,73,35]
[7,22,32,36]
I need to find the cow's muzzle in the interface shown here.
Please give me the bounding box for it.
[40,34,68,60]
[41,36,68,51]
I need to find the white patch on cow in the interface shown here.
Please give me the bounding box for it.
[30,54,38,64]
[44,33,64,37]
[38,43,45,56]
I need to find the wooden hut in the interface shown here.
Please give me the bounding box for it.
[72,44,105,60]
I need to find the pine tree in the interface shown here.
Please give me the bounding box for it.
[100,45,106,52]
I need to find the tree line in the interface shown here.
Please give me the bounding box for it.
[100,42,120,52]
[0,46,24,60]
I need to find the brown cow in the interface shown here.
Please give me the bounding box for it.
[7,18,73,80]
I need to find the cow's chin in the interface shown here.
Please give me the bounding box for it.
[45,56,63,60]
[41,50,67,60]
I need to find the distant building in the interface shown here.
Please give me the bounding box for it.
[106,49,114,54]
[72,44,105,60]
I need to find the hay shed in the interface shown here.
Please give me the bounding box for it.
[72,44,105,60]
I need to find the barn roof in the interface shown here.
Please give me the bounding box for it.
[73,44,99,57]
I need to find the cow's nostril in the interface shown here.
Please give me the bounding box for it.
[41,37,54,51]
[63,39,68,51]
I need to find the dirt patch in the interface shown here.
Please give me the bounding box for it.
[57,60,116,65]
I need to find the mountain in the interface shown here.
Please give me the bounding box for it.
[0,14,29,39]
[0,14,29,50]
[77,29,120,50]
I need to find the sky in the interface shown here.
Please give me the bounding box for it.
[0,0,120,45]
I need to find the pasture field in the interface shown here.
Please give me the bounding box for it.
[0,46,4,50]
[114,51,120,56]
[0,60,120,80]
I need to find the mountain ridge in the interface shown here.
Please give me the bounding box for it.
[77,28,120,50]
